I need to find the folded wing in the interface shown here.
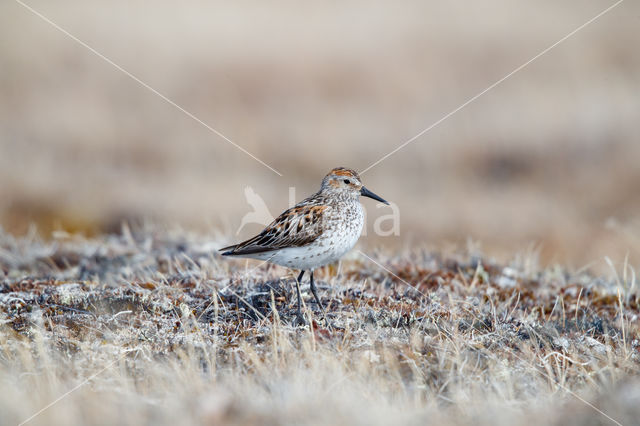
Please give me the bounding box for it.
[220,202,328,256]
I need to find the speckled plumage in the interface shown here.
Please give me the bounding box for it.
[220,167,389,323]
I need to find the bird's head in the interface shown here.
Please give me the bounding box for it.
[321,167,389,205]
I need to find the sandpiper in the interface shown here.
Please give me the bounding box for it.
[220,167,389,324]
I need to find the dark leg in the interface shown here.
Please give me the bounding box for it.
[309,270,328,324]
[294,270,305,325]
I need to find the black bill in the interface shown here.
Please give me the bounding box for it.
[360,186,389,205]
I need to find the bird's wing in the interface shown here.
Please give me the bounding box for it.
[220,197,328,256]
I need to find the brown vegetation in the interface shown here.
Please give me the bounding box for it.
[1,227,638,425]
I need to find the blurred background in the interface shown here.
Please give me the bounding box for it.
[1,0,639,269]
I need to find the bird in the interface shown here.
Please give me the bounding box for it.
[220,167,389,325]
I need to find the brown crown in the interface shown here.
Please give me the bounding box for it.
[328,167,360,179]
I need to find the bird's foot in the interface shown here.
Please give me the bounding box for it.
[293,311,306,327]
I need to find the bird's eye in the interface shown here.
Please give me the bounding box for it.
[343,179,351,185]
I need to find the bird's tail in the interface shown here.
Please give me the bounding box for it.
[218,244,238,256]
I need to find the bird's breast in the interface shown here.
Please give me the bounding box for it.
[321,201,364,254]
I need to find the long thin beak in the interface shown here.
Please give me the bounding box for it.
[360,186,390,205]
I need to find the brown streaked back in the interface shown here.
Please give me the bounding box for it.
[220,198,328,256]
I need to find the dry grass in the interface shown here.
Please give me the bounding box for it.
[1,226,639,425]
[3,2,640,423]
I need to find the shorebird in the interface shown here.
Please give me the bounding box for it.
[220,167,389,324]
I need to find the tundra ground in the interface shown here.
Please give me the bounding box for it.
[1,227,639,425]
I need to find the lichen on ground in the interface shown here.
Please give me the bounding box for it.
[0,227,638,425]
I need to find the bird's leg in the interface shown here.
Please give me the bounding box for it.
[309,270,329,326]
[294,270,305,326]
